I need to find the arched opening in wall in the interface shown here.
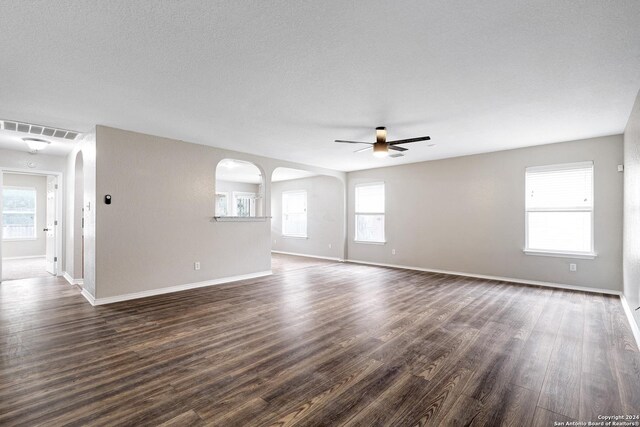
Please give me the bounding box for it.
[271,167,344,273]
[215,159,264,218]
[73,151,84,281]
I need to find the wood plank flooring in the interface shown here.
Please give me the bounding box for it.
[270,253,338,274]
[1,261,639,426]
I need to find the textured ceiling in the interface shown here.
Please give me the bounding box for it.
[1,1,639,171]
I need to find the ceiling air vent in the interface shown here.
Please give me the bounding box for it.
[1,120,81,140]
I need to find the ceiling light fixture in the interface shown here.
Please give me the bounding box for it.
[23,137,51,153]
[372,142,389,158]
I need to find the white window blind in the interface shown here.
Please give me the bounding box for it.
[2,187,37,240]
[525,162,594,254]
[355,182,385,243]
[282,191,307,237]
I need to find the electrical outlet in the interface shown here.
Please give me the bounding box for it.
[194,262,201,271]
[328,243,332,249]
[392,249,396,255]
[569,263,577,272]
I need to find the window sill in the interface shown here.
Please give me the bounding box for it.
[282,235,308,239]
[212,216,270,222]
[523,249,597,259]
[354,240,386,245]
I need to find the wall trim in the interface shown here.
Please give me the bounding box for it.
[87,270,273,306]
[1,255,46,260]
[81,288,96,306]
[62,271,84,286]
[62,271,73,285]
[621,294,640,351]
[346,259,622,296]
[271,250,343,262]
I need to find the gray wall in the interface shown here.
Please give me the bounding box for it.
[271,175,344,259]
[1,173,47,258]
[216,181,259,194]
[624,90,640,330]
[94,126,345,299]
[347,135,623,292]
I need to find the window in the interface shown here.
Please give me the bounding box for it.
[282,190,307,237]
[215,192,229,216]
[233,192,257,217]
[355,182,385,243]
[2,187,37,240]
[525,162,594,256]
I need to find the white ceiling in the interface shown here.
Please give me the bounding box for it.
[1,1,639,170]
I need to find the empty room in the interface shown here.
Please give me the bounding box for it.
[0,1,639,426]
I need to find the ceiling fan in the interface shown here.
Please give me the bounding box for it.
[335,127,432,158]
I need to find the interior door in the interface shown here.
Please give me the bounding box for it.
[45,175,57,275]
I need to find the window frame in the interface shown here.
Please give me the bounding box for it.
[2,185,38,241]
[354,182,386,244]
[524,161,596,259]
[281,190,308,238]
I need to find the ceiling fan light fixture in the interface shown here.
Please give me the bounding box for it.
[373,142,388,158]
[335,126,431,159]
[375,126,387,144]
[22,137,51,153]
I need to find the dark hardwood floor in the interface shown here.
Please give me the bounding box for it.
[1,262,639,426]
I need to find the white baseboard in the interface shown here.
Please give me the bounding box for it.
[271,250,343,262]
[62,271,84,286]
[345,259,622,296]
[81,289,96,306]
[621,294,640,351]
[2,255,46,260]
[62,271,73,284]
[86,270,273,306]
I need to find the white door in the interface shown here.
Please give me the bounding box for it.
[45,175,57,275]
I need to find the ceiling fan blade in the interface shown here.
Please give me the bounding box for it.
[335,140,373,144]
[354,146,373,153]
[389,152,404,158]
[388,145,407,152]
[387,136,431,145]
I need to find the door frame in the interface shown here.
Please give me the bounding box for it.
[0,168,63,280]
